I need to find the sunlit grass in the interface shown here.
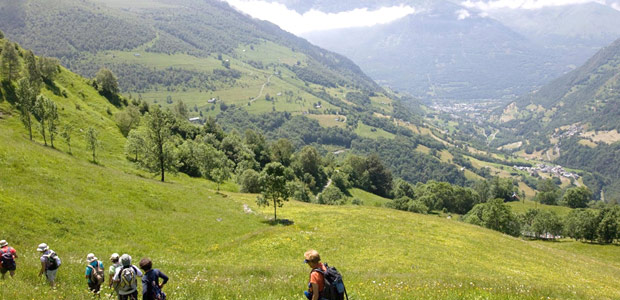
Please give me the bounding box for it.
[1,78,619,299]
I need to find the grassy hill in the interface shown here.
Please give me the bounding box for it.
[1,40,620,300]
[2,101,620,299]
[493,38,620,201]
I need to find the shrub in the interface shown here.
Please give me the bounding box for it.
[238,169,261,193]
[407,200,428,214]
[318,185,345,205]
[351,198,364,206]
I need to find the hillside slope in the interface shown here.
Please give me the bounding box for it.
[494,38,620,200]
[2,102,620,299]
[0,41,619,300]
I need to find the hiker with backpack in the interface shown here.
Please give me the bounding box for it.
[139,258,168,300]
[0,240,18,279]
[85,253,105,295]
[304,250,348,300]
[108,253,121,293]
[113,254,143,300]
[37,243,61,288]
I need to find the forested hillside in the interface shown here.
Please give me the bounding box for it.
[494,38,620,200]
[0,0,479,188]
[1,32,620,299]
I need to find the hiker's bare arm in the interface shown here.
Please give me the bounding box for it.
[39,262,45,276]
[311,283,320,300]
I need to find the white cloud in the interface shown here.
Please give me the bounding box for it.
[456,9,472,19]
[461,0,607,11]
[612,2,620,10]
[223,0,416,35]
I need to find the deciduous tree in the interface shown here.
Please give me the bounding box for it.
[86,127,100,163]
[143,107,178,182]
[257,162,293,222]
[16,77,37,140]
[1,40,20,82]
[563,186,591,208]
[95,68,119,95]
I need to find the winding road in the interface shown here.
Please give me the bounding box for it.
[249,74,274,103]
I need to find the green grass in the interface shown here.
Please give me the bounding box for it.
[1,66,620,299]
[349,188,391,207]
[507,200,575,217]
[355,121,395,140]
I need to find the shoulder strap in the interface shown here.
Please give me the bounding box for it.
[310,268,325,275]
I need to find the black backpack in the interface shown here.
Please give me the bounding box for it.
[0,248,16,269]
[312,263,348,300]
[45,251,60,270]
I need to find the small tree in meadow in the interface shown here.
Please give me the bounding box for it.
[257,162,293,222]
[86,127,100,163]
[60,124,73,154]
[33,95,51,145]
[45,98,59,148]
[16,77,38,140]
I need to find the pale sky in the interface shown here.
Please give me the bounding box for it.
[461,0,612,10]
[223,0,620,34]
[224,0,416,35]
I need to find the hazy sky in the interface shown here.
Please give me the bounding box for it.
[223,0,620,34]
[224,0,416,34]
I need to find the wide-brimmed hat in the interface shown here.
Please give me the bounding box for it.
[87,253,97,263]
[0,240,7,247]
[110,253,120,261]
[37,243,49,252]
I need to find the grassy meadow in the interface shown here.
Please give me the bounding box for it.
[1,72,620,300]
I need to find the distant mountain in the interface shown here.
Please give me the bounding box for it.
[500,38,620,135]
[0,0,379,93]
[487,2,620,48]
[302,1,564,101]
[272,0,620,101]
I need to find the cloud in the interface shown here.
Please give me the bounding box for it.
[223,0,416,35]
[456,9,472,19]
[612,2,620,10]
[461,0,607,11]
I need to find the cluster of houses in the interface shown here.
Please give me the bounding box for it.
[552,124,583,139]
[513,164,580,179]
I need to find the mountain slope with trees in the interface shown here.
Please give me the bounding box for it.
[1,35,619,300]
[495,38,620,200]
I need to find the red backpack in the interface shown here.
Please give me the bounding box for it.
[0,247,16,269]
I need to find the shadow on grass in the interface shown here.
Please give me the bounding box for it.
[1,80,17,104]
[43,77,61,96]
[262,219,295,226]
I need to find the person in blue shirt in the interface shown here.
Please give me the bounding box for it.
[85,253,104,295]
[139,258,169,300]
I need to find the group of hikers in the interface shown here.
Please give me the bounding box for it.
[0,240,169,300]
[1,240,348,300]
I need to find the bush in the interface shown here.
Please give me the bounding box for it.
[407,200,428,214]
[288,180,312,203]
[238,169,261,193]
[351,198,364,206]
[318,185,345,205]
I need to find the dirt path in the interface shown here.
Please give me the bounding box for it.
[249,74,273,103]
